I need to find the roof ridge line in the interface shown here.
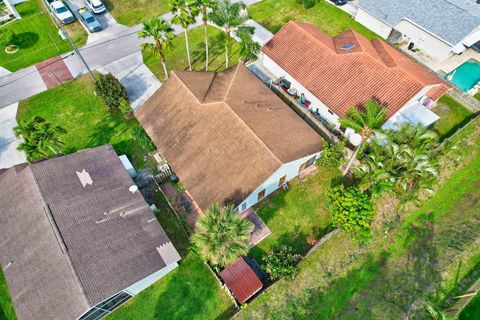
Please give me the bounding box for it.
[223,65,283,166]
[171,71,208,104]
[292,21,335,53]
[28,165,93,307]
[202,72,219,103]
[222,64,242,102]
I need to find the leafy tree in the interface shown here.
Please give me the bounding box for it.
[327,185,375,240]
[138,17,175,79]
[194,0,218,71]
[262,245,302,280]
[316,140,346,168]
[132,124,156,152]
[0,29,14,47]
[94,73,128,112]
[302,0,316,9]
[14,116,67,162]
[236,26,260,63]
[339,100,388,138]
[209,0,247,68]
[356,124,441,202]
[170,0,198,71]
[118,98,132,116]
[192,204,252,267]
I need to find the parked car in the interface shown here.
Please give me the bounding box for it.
[84,0,106,14]
[330,0,348,5]
[77,8,102,32]
[50,1,74,24]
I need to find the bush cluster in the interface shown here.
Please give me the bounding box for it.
[297,0,316,9]
[327,185,375,241]
[94,73,128,112]
[132,124,156,152]
[317,140,346,168]
[0,29,14,47]
[262,245,302,280]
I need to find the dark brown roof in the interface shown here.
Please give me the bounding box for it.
[136,64,323,210]
[0,145,180,320]
[262,21,450,118]
[220,257,263,304]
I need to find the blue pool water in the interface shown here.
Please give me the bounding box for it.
[444,59,480,92]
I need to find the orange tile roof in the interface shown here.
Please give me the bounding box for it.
[261,21,450,118]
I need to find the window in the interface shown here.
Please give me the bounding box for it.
[299,161,308,173]
[306,156,316,168]
[278,175,287,187]
[241,202,247,212]
[340,44,356,51]
[257,189,266,201]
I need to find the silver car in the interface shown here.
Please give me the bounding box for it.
[77,8,102,32]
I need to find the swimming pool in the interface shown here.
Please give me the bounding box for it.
[444,59,480,92]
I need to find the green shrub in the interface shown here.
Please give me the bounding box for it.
[132,124,156,152]
[0,29,14,47]
[327,185,375,241]
[262,245,302,280]
[119,98,132,115]
[317,140,346,168]
[94,73,128,112]
[303,0,316,9]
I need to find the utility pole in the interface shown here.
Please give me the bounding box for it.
[42,0,96,81]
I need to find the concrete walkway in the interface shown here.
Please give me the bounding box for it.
[0,102,26,169]
[325,0,359,17]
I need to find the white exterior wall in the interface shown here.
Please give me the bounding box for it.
[261,53,340,127]
[395,19,454,62]
[124,262,179,296]
[463,27,480,48]
[355,9,393,39]
[236,152,320,212]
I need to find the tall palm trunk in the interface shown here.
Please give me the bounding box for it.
[225,29,230,68]
[204,21,209,71]
[185,29,192,71]
[162,58,169,79]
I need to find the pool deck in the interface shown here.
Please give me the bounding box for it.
[399,45,480,74]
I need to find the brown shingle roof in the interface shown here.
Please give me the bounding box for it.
[0,146,180,320]
[220,257,263,304]
[136,64,323,210]
[261,21,450,118]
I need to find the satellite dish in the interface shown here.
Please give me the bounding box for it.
[129,185,139,193]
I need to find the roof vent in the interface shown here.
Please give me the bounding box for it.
[129,185,139,193]
[340,44,356,51]
[77,169,93,188]
[3,261,13,270]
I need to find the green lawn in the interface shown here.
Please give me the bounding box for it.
[0,269,15,320]
[143,26,241,82]
[239,118,480,319]
[475,92,480,102]
[248,0,378,38]
[104,0,169,26]
[16,76,149,167]
[0,0,86,71]
[249,169,337,261]
[460,294,480,320]
[431,95,474,139]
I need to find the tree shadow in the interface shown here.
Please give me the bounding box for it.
[13,32,39,49]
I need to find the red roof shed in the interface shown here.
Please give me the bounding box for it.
[220,257,263,304]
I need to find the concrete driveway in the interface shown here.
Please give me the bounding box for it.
[66,0,129,44]
[0,103,26,169]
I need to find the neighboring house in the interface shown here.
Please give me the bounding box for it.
[136,64,323,213]
[259,21,450,130]
[0,145,181,320]
[355,0,480,62]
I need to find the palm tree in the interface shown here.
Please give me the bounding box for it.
[209,0,247,68]
[138,17,175,80]
[339,99,388,138]
[170,0,198,71]
[195,0,218,71]
[424,304,449,320]
[355,125,440,202]
[14,116,67,162]
[192,204,252,267]
[236,26,260,63]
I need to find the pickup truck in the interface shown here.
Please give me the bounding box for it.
[77,7,102,32]
[50,1,75,24]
